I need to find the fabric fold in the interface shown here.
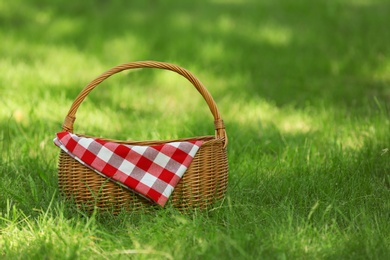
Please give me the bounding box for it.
[54,132,203,206]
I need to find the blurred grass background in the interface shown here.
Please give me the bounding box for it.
[1,0,389,259]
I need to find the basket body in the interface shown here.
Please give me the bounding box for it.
[58,137,228,212]
[56,61,228,212]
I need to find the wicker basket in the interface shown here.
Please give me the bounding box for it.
[57,61,228,212]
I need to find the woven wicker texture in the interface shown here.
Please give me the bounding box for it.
[58,61,228,212]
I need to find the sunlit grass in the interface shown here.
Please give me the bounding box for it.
[1,0,390,259]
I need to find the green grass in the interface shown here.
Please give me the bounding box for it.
[1,0,390,259]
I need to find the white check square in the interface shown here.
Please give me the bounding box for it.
[161,184,174,197]
[140,173,158,187]
[131,145,148,156]
[118,160,136,175]
[188,145,199,157]
[153,152,171,168]
[78,137,94,149]
[175,165,188,177]
[96,145,114,161]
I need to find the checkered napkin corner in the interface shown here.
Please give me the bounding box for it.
[53,132,203,206]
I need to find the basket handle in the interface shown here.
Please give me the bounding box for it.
[62,61,227,147]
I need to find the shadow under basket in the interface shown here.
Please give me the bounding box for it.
[56,61,229,213]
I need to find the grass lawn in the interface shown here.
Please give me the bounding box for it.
[1,0,390,259]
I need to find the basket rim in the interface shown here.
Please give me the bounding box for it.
[70,133,224,146]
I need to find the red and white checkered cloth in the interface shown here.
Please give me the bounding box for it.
[54,132,203,206]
